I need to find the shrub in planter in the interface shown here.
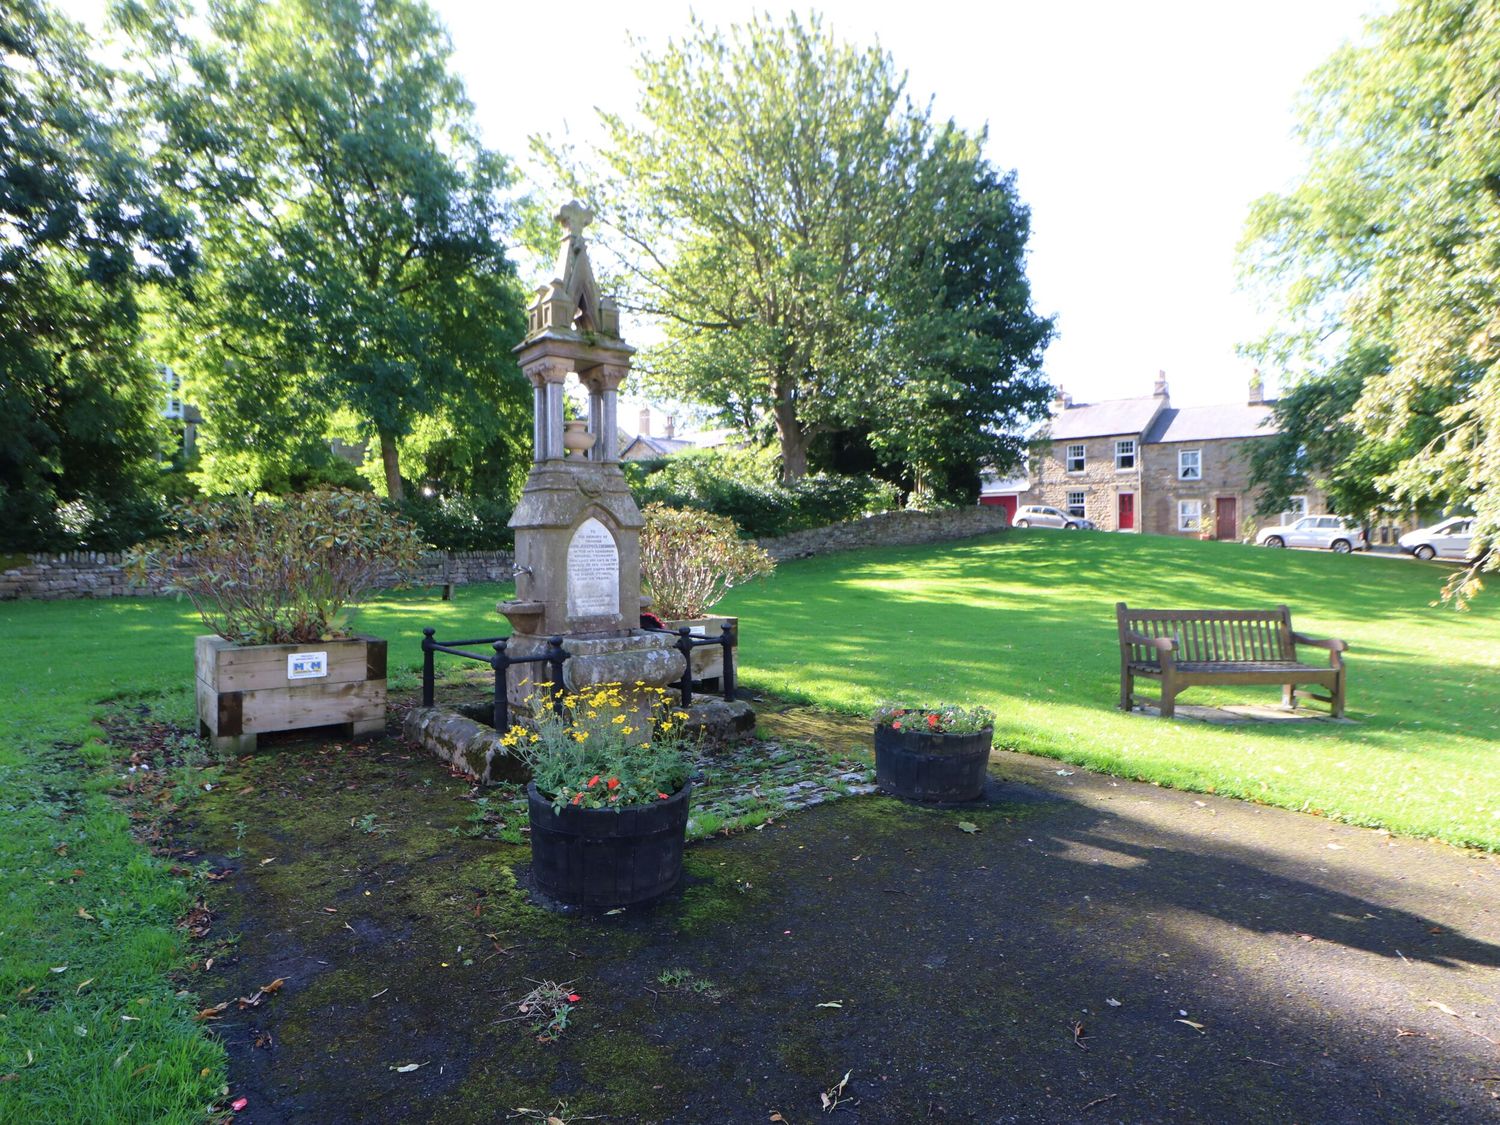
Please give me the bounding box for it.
[126,490,423,750]
[639,504,774,683]
[871,703,997,803]
[510,685,693,907]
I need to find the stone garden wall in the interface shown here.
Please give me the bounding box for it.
[1,506,1010,600]
[0,550,518,601]
[757,506,1010,561]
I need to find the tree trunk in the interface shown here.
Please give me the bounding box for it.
[772,394,809,483]
[379,430,404,502]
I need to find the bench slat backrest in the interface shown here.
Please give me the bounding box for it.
[1116,603,1294,664]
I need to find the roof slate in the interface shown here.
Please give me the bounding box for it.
[1143,403,1279,443]
[1048,395,1165,440]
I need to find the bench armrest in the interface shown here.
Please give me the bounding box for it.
[1122,630,1176,657]
[1292,632,1348,653]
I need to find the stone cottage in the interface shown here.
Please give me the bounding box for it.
[981,374,1326,537]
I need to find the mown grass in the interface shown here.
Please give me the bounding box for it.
[0,584,512,1123]
[719,531,1500,851]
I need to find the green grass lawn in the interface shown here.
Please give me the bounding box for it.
[0,584,512,1123]
[720,531,1500,851]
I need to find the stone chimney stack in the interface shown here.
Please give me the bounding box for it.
[1153,370,1169,397]
[638,407,650,436]
[1052,386,1073,411]
[665,415,676,440]
[1248,369,1265,404]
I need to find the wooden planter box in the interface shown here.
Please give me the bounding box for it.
[195,634,388,753]
[660,615,737,686]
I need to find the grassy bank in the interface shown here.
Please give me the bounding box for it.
[0,584,511,1122]
[721,531,1500,850]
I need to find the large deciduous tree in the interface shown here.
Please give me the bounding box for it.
[0,0,192,550]
[1241,0,1500,599]
[120,0,530,501]
[541,13,1052,493]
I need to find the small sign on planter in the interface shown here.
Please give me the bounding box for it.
[287,651,328,680]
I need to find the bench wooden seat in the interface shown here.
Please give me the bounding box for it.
[1116,602,1348,719]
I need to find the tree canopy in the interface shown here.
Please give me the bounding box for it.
[0,0,192,550]
[119,0,531,501]
[1241,0,1499,599]
[539,13,1052,497]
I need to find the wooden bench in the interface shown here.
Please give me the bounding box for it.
[1116,602,1348,719]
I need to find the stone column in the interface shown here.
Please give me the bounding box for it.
[524,359,571,462]
[588,388,604,462]
[590,365,628,464]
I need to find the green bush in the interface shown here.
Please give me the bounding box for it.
[640,504,776,618]
[629,449,897,538]
[400,494,515,551]
[126,489,424,644]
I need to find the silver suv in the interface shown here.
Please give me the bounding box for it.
[1255,515,1368,553]
[1013,504,1090,530]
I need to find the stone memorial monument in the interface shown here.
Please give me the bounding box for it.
[497,201,685,716]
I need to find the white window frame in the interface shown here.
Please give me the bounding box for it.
[1065,490,1086,518]
[1178,449,1201,481]
[1115,439,1136,471]
[1178,499,1202,532]
[1065,444,1086,474]
[1282,495,1308,524]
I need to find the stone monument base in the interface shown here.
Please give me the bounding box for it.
[505,629,686,739]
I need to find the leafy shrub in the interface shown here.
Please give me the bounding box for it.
[629,449,897,538]
[509,685,692,813]
[871,702,996,735]
[126,489,424,644]
[640,504,776,619]
[400,493,515,551]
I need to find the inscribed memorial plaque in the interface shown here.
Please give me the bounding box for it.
[567,517,619,618]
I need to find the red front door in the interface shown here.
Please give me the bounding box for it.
[1118,492,1135,531]
[1216,497,1237,540]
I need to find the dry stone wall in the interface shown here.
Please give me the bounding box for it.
[757,506,1011,561]
[0,550,518,601]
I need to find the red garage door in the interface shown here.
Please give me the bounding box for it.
[980,495,1018,522]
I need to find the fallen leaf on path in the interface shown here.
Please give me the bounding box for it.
[816,1001,843,1008]
[231,1097,248,1111]
[259,857,276,865]
[1426,1000,1459,1017]
[957,821,979,834]
[1175,1019,1206,1033]
[390,1062,427,1073]
[1105,998,1121,1007]
[75,978,93,994]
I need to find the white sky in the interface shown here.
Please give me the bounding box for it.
[62,0,1387,413]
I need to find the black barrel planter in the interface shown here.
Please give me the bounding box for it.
[874,723,994,803]
[527,782,692,908]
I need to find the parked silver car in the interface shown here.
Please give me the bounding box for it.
[1398,516,1476,561]
[1255,515,1368,553]
[1012,504,1090,530]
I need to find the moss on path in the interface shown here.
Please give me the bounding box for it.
[162,710,1499,1123]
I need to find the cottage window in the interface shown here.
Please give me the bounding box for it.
[1066,491,1086,517]
[1178,499,1202,532]
[1179,449,1201,480]
[1115,439,1136,470]
[1281,494,1308,524]
[1065,444,1086,473]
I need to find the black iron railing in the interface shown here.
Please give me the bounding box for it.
[419,622,737,733]
[646,622,738,708]
[420,628,565,733]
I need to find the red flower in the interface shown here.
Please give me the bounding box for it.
[927,714,940,729]
[891,720,902,730]
[657,791,670,800]
[587,774,600,788]
[570,793,583,806]
[606,777,620,791]
[566,992,581,1002]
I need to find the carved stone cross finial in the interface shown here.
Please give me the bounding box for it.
[556,199,593,237]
